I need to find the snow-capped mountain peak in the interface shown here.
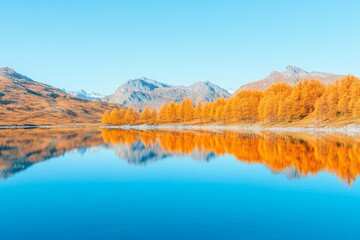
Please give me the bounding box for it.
[227,87,236,94]
[64,89,104,101]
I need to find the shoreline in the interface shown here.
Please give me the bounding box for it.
[104,124,360,135]
[1,124,360,134]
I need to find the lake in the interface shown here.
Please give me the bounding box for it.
[0,128,359,239]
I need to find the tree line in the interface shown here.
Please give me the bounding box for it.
[102,75,360,125]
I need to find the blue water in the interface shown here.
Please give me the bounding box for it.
[0,130,360,239]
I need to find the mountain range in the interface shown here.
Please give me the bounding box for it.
[73,65,343,110]
[0,65,346,125]
[103,77,231,110]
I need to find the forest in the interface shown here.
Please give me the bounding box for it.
[102,75,360,126]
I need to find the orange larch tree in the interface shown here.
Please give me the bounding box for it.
[194,100,203,122]
[139,107,150,124]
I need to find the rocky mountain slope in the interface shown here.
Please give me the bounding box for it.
[103,77,231,110]
[0,67,119,125]
[238,65,344,91]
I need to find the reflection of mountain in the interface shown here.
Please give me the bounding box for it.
[0,129,105,178]
[2,128,360,185]
[111,139,216,165]
[271,167,303,180]
[112,141,170,165]
[190,148,216,162]
[103,129,360,185]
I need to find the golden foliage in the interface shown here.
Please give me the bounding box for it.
[102,76,360,125]
[102,129,360,185]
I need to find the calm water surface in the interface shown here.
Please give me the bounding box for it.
[0,128,359,239]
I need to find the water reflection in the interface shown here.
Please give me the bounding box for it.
[1,128,360,185]
[0,129,105,178]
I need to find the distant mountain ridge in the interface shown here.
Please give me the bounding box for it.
[103,77,231,110]
[238,65,344,91]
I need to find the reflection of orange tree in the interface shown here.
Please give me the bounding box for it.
[102,129,360,185]
[102,76,360,126]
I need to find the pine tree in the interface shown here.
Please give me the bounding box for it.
[167,101,177,122]
[109,108,121,125]
[194,100,203,122]
[133,110,140,124]
[202,103,211,123]
[182,98,195,122]
[158,103,169,123]
[140,107,150,124]
[176,102,184,122]
[150,108,157,124]
[123,108,132,124]
[102,110,111,125]
[354,99,360,118]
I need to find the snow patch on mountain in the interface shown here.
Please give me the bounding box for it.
[227,87,236,94]
[64,89,104,101]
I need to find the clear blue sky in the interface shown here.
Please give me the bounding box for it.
[1,0,359,94]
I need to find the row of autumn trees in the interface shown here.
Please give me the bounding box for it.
[102,75,360,125]
[102,129,360,185]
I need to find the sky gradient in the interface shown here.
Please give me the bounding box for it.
[1,0,359,94]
